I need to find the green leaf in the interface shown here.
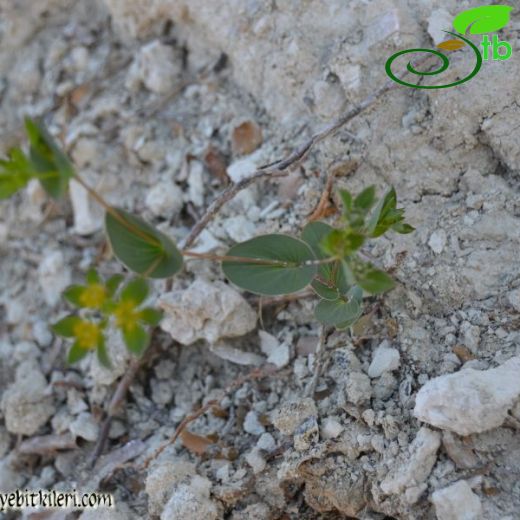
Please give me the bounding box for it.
[222,234,317,296]
[0,148,34,199]
[139,307,163,326]
[357,268,395,294]
[106,274,124,296]
[338,189,352,213]
[96,335,111,368]
[453,5,512,35]
[121,278,149,305]
[24,117,74,199]
[122,324,149,355]
[67,342,89,364]
[311,279,340,300]
[354,186,376,211]
[63,285,85,307]
[105,208,183,279]
[52,315,80,337]
[86,268,101,284]
[301,221,333,260]
[314,297,361,327]
[392,222,415,234]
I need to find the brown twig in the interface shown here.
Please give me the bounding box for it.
[140,364,278,470]
[89,340,157,467]
[305,325,329,397]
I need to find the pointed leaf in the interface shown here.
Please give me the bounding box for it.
[354,186,376,211]
[63,285,85,307]
[357,268,395,294]
[366,187,396,236]
[222,234,317,296]
[52,315,80,337]
[338,189,352,213]
[121,278,149,305]
[86,268,101,284]
[0,148,34,199]
[96,335,111,369]
[453,5,512,35]
[139,307,163,326]
[392,222,415,234]
[25,117,74,199]
[314,297,361,327]
[122,324,149,355]
[105,208,183,279]
[106,274,124,296]
[67,342,89,364]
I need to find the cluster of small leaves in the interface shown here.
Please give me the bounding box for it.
[52,270,162,366]
[222,186,414,329]
[0,118,74,200]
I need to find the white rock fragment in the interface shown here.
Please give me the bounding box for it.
[145,181,184,219]
[507,287,520,312]
[321,417,344,439]
[1,363,55,435]
[187,160,205,207]
[70,179,102,235]
[127,40,180,94]
[245,449,266,473]
[345,372,372,405]
[0,456,24,492]
[256,433,276,452]
[381,427,441,497]
[368,342,400,378]
[431,480,483,520]
[38,250,71,306]
[161,475,218,520]
[146,459,195,516]
[258,330,290,369]
[227,156,258,183]
[428,229,447,254]
[243,411,266,435]
[223,215,256,243]
[209,343,264,366]
[414,356,520,435]
[159,279,257,345]
[271,398,317,436]
[69,412,99,442]
[427,9,453,45]
[294,416,319,450]
[311,78,346,119]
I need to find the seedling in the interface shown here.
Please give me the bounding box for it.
[1,118,414,363]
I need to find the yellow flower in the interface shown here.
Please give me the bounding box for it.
[79,283,107,308]
[72,320,101,350]
[113,299,140,332]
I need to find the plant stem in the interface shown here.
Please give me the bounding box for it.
[72,174,161,248]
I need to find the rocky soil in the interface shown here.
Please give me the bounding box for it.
[1,1,520,519]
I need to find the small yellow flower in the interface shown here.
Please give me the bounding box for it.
[72,320,101,350]
[79,283,106,308]
[113,299,140,332]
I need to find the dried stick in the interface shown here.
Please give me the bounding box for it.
[89,341,157,467]
[141,364,278,470]
[182,54,440,249]
[305,325,329,397]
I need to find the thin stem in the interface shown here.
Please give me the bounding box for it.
[72,174,161,248]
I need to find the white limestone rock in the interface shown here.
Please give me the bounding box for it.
[70,178,103,235]
[368,342,401,378]
[381,427,441,497]
[69,412,99,442]
[145,181,184,219]
[431,480,483,520]
[414,356,520,435]
[0,362,55,435]
[271,398,317,436]
[159,279,257,345]
[38,250,71,306]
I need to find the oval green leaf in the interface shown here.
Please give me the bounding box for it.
[105,208,183,279]
[222,234,317,296]
[357,267,395,294]
[314,297,361,328]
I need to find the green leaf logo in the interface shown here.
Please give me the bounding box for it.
[453,5,512,35]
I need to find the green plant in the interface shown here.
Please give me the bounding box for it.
[1,118,414,362]
[52,270,162,366]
